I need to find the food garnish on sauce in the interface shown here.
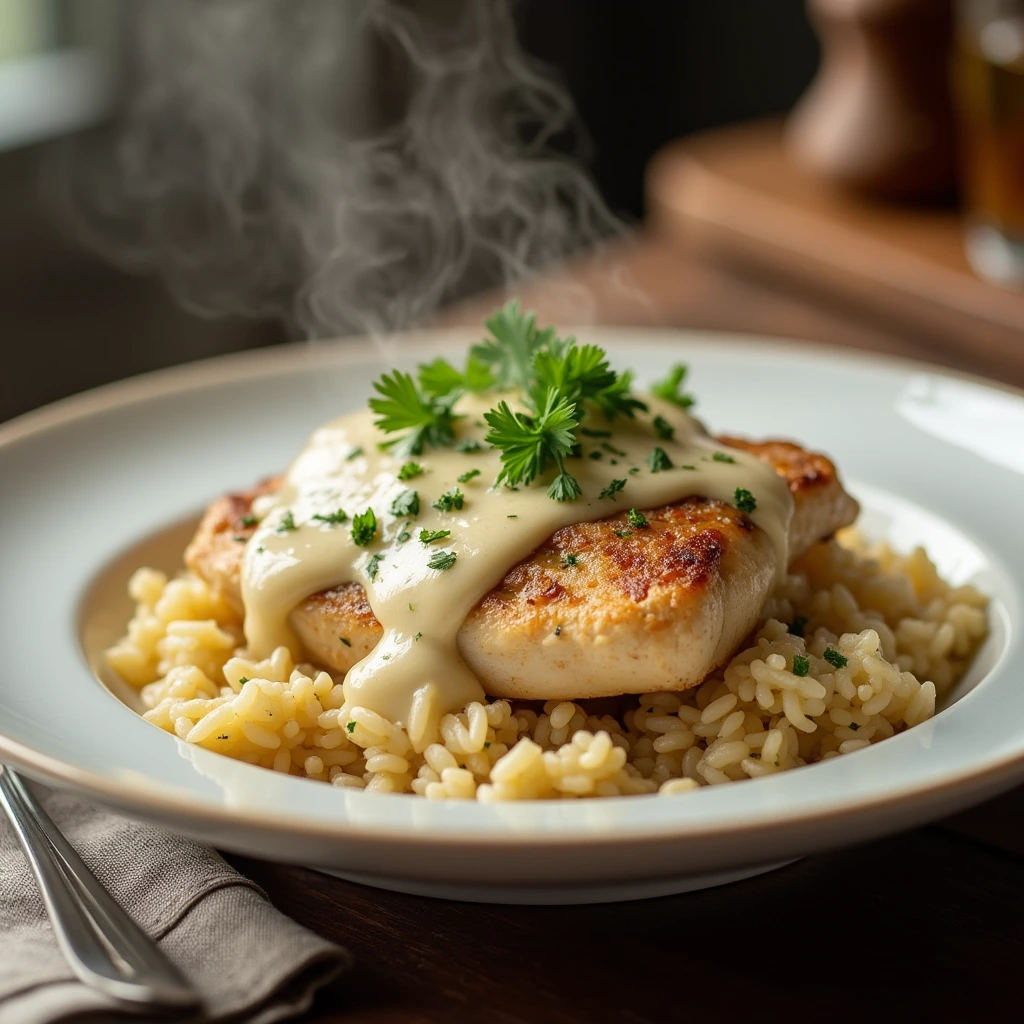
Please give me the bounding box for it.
[238,302,796,748]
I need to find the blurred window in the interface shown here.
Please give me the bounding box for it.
[0,0,114,151]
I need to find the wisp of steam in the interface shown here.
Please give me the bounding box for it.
[56,0,627,340]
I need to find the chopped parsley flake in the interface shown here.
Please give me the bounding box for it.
[561,553,579,567]
[580,427,612,438]
[339,637,352,647]
[628,466,640,475]
[455,439,484,453]
[627,507,649,529]
[652,415,675,441]
[397,525,411,544]
[419,528,451,544]
[733,488,757,514]
[792,654,810,677]
[239,514,258,528]
[256,545,265,554]
[398,461,424,481]
[350,508,377,547]
[427,550,457,572]
[238,677,249,686]
[346,721,356,734]
[432,488,464,512]
[382,653,391,660]
[613,529,633,538]
[647,447,673,473]
[312,509,348,525]
[712,452,736,464]
[789,615,809,638]
[650,364,695,410]
[601,441,627,457]
[390,489,420,517]
[232,534,247,543]
[599,478,626,500]
[681,464,696,471]
[366,553,384,581]
[457,468,481,483]
[823,647,848,669]
[414,631,423,641]
[507,514,518,519]
[849,721,860,732]
[276,510,298,533]
[346,446,364,460]
[588,450,604,460]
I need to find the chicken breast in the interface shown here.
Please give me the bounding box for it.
[184,439,858,699]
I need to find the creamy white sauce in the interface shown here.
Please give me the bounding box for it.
[241,394,793,748]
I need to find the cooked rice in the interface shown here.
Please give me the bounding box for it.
[105,531,989,800]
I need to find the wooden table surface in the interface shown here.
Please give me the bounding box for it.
[247,234,1023,1022]
[5,190,1024,1018]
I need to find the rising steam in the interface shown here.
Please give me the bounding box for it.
[56,0,626,339]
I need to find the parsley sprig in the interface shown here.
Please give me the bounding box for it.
[650,364,696,411]
[369,371,458,457]
[369,301,692,504]
[483,390,581,502]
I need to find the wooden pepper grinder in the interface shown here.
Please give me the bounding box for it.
[786,0,957,201]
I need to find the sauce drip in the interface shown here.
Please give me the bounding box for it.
[241,395,793,748]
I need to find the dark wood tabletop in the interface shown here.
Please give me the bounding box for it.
[4,134,1024,1019]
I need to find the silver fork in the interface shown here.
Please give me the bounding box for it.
[0,766,200,1010]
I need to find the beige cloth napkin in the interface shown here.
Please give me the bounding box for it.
[0,786,351,1024]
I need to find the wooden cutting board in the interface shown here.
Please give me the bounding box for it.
[647,121,1024,382]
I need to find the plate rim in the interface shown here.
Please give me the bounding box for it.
[2,325,1023,847]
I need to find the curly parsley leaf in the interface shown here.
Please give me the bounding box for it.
[390,489,420,517]
[591,369,648,420]
[432,488,465,512]
[417,355,495,399]
[472,300,555,392]
[369,370,457,456]
[547,471,583,502]
[651,364,695,411]
[397,461,424,481]
[531,342,615,408]
[350,508,377,547]
[484,389,579,497]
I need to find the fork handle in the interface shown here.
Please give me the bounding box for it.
[0,768,200,1009]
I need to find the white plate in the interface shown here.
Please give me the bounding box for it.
[1,329,1021,905]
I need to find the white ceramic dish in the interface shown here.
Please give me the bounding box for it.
[1,329,1021,905]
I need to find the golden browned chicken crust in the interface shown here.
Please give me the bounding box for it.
[183,438,859,698]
